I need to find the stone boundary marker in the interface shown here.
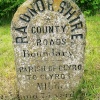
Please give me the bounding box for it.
[11,0,86,100]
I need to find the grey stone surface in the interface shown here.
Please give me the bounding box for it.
[11,0,86,100]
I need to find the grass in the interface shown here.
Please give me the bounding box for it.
[0,21,17,99]
[73,14,100,100]
[84,15,100,99]
[0,14,100,100]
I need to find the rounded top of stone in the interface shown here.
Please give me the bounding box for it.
[11,0,86,99]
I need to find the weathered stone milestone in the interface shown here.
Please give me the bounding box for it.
[11,0,86,100]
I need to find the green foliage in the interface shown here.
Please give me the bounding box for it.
[0,0,99,25]
[76,0,100,15]
[0,0,100,20]
[0,0,25,20]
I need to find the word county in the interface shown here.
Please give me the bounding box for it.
[14,0,83,44]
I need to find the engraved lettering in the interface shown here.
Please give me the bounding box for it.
[71,34,83,39]
[48,0,54,11]
[27,7,38,17]
[58,1,66,13]
[36,0,45,12]
[20,14,30,22]
[64,7,76,20]
[15,26,27,34]
[16,37,28,43]
[71,21,83,32]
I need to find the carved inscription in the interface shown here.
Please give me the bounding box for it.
[11,0,86,100]
[14,0,83,44]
